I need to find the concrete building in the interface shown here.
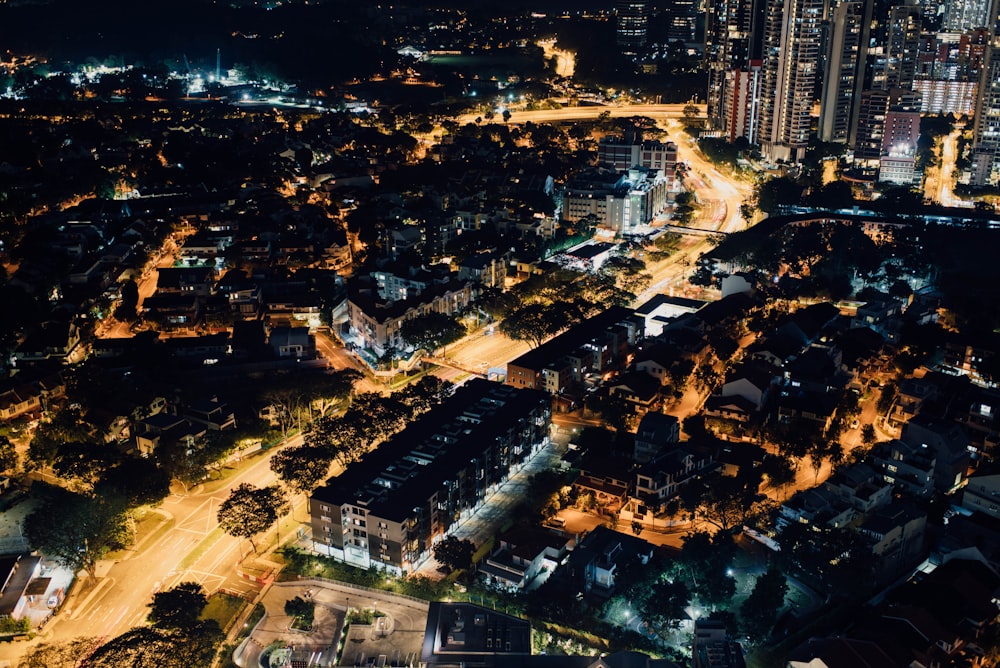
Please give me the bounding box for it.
[878,93,923,184]
[597,133,678,177]
[818,0,872,145]
[309,380,551,575]
[561,168,670,234]
[757,0,825,162]
[616,0,650,54]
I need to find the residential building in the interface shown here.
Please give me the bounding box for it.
[309,381,551,575]
[421,603,531,664]
[858,502,927,578]
[0,554,42,621]
[561,168,670,234]
[945,0,995,31]
[757,0,825,162]
[720,62,763,143]
[633,412,681,463]
[562,526,654,598]
[506,307,642,393]
[597,132,678,177]
[970,34,1000,185]
[627,445,715,518]
[477,526,569,592]
[268,326,315,359]
[900,414,971,493]
[818,0,873,144]
[854,89,891,162]
[705,0,766,135]
[346,280,475,357]
[693,619,746,668]
[961,472,1000,519]
[879,93,923,185]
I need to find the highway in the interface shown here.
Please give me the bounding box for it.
[455,103,704,127]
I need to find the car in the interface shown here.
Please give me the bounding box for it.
[851,419,860,430]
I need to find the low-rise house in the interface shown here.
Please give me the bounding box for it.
[693,618,746,668]
[868,439,937,497]
[607,372,661,413]
[268,326,315,359]
[900,414,970,493]
[858,502,927,579]
[142,294,201,331]
[889,376,939,428]
[961,472,1000,520]
[779,463,891,528]
[573,457,632,513]
[478,526,569,592]
[184,396,237,432]
[456,251,506,288]
[720,363,776,412]
[0,554,42,621]
[563,526,655,598]
[626,445,714,521]
[134,413,206,456]
[633,412,680,463]
[156,266,216,298]
[13,321,82,364]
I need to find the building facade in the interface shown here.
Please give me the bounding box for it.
[309,380,551,575]
[757,0,825,162]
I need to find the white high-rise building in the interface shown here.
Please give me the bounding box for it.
[969,0,1000,185]
[944,0,992,31]
[819,0,873,144]
[757,0,825,162]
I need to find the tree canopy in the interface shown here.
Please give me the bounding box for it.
[216,483,288,553]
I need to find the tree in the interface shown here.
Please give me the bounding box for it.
[678,531,737,609]
[0,435,18,474]
[500,303,562,347]
[285,596,316,629]
[148,582,208,629]
[97,456,171,507]
[433,536,475,572]
[861,424,877,445]
[637,577,690,632]
[756,177,803,214]
[271,445,332,496]
[270,445,333,519]
[216,483,288,555]
[19,638,99,668]
[114,279,139,322]
[740,566,788,641]
[86,623,221,668]
[400,312,466,353]
[23,488,132,582]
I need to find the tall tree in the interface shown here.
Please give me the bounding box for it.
[739,566,789,641]
[0,435,18,475]
[433,536,476,572]
[23,488,132,582]
[148,582,209,629]
[399,312,466,353]
[270,445,333,519]
[216,483,288,555]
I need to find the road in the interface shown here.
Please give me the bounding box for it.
[31,441,299,650]
[455,103,705,127]
[925,129,972,209]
